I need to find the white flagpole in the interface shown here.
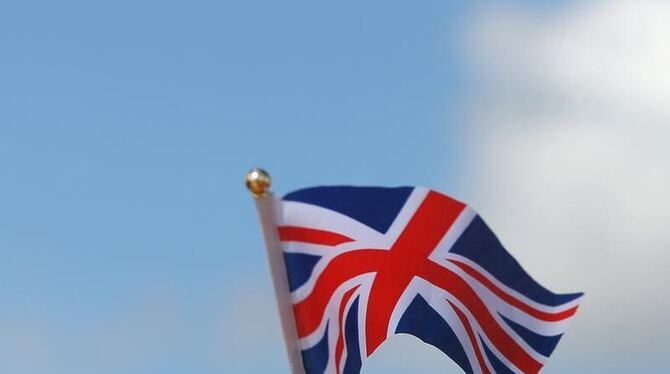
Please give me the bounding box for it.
[246,168,305,374]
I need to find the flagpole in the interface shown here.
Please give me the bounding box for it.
[246,168,305,374]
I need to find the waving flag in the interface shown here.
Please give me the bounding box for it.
[276,186,582,374]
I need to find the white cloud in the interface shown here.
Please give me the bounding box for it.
[463,1,670,371]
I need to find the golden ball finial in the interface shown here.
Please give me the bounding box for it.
[246,167,272,198]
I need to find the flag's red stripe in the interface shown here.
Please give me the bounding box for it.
[364,191,465,356]
[335,286,360,374]
[293,250,385,338]
[448,300,491,374]
[421,261,543,373]
[278,226,354,246]
[449,259,579,322]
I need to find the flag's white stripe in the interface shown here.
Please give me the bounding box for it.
[380,187,430,245]
[386,277,425,338]
[282,241,345,256]
[428,205,478,260]
[279,201,385,244]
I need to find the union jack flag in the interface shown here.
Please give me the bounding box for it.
[276,186,582,373]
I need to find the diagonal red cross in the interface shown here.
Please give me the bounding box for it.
[362,191,464,354]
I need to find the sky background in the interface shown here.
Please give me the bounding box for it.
[1,0,668,373]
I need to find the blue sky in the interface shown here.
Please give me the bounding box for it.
[1,1,475,373]
[3,0,668,373]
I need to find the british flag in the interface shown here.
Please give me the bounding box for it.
[276,186,582,374]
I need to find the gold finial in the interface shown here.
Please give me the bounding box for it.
[246,167,272,198]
